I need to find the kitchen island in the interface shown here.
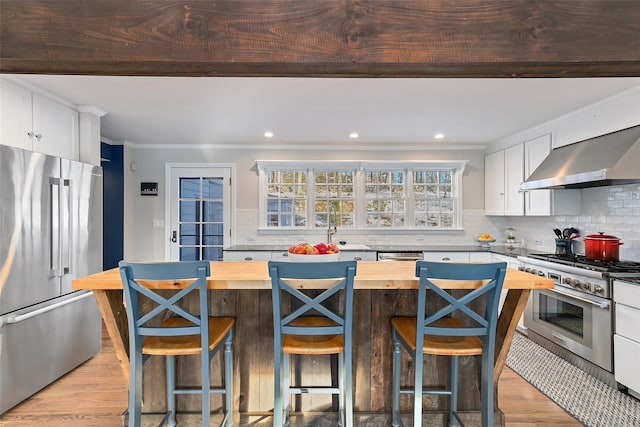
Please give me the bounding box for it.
[72,261,552,424]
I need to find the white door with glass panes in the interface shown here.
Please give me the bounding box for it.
[168,166,231,261]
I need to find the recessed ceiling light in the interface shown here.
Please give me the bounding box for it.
[349,132,359,139]
[264,131,274,138]
[434,133,445,139]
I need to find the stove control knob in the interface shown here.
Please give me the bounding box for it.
[568,279,580,288]
[593,285,604,295]
[538,271,546,277]
[563,277,572,285]
[582,282,593,291]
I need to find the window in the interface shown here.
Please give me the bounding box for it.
[257,161,466,231]
[314,170,356,227]
[365,170,406,227]
[265,170,307,227]
[412,170,455,227]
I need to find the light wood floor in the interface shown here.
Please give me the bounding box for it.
[0,324,581,427]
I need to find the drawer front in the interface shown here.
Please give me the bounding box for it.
[614,281,640,310]
[223,251,272,261]
[615,303,640,342]
[422,252,469,262]
[614,334,640,392]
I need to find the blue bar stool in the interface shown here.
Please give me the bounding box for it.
[268,260,357,427]
[391,261,507,427]
[119,261,234,427]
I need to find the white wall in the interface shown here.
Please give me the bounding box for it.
[123,146,500,260]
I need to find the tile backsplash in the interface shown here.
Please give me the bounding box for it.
[506,184,640,262]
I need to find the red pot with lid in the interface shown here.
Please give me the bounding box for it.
[583,232,624,261]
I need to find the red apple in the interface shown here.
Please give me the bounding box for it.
[314,242,328,254]
[327,243,339,253]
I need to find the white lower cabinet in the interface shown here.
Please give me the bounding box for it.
[422,252,470,262]
[614,280,640,396]
[223,251,273,261]
[469,252,492,263]
[340,251,376,261]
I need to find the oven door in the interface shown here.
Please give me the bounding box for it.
[524,286,612,371]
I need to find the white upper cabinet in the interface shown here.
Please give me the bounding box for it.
[0,77,78,160]
[0,79,32,149]
[523,134,552,216]
[504,144,525,216]
[523,134,580,216]
[484,150,506,215]
[485,133,580,217]
[484,144,524,216]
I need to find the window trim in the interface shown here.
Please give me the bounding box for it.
[256,159,467,232]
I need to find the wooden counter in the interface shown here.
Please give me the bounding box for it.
[73,261,553,423]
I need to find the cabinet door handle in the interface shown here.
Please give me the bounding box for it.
[244,257,253,261]
[27,131,35,138]
[35,134,42,140]
[442,257,451,261]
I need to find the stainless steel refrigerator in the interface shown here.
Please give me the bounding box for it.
[0,144,103,414]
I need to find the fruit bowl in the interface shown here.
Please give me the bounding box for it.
[475,236,496,249]
[288,252,340,262]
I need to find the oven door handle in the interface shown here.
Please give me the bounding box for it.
[548,287,610,309]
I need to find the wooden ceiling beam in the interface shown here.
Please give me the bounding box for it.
[1,0,639,77]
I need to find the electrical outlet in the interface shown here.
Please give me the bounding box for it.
[534,239,543,246]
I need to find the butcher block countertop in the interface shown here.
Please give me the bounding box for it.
[73,261,553,291]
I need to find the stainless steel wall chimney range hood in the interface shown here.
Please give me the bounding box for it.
[521,125,640,190]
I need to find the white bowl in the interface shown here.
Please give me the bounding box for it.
[288,252,340,262]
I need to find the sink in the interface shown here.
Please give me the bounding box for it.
[336,244,370,250]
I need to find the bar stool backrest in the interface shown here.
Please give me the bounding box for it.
[118,261,211,345]
[415,261,507,339]
[268,260,357,339]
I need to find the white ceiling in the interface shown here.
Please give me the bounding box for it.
[11,75,640,149]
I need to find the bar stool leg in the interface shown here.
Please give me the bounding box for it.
[391,332,402,427]
[283,353,290,427]
[166,355,177,427]
[449,356,459,427]
[481,349,494,427]
[413,350,424,427]
[338,353,345,427]
[345,345,353,427]
[273,348,283,427]
[129,349,143,427]
[201,348,211,427]
[224,332,234,427]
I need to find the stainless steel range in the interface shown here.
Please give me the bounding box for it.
[517,253,640,385]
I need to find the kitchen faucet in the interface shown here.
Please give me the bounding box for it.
[327,205,337,244]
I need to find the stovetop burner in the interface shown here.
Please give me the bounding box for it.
[526,254,640,274]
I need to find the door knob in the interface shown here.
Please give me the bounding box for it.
[171,230,177,243]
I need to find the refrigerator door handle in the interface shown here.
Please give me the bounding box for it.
[0,291,94,326]
[61,178,71,275]
[49,178,61,277]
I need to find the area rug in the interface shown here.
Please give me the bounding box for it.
[506,332,640,427]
